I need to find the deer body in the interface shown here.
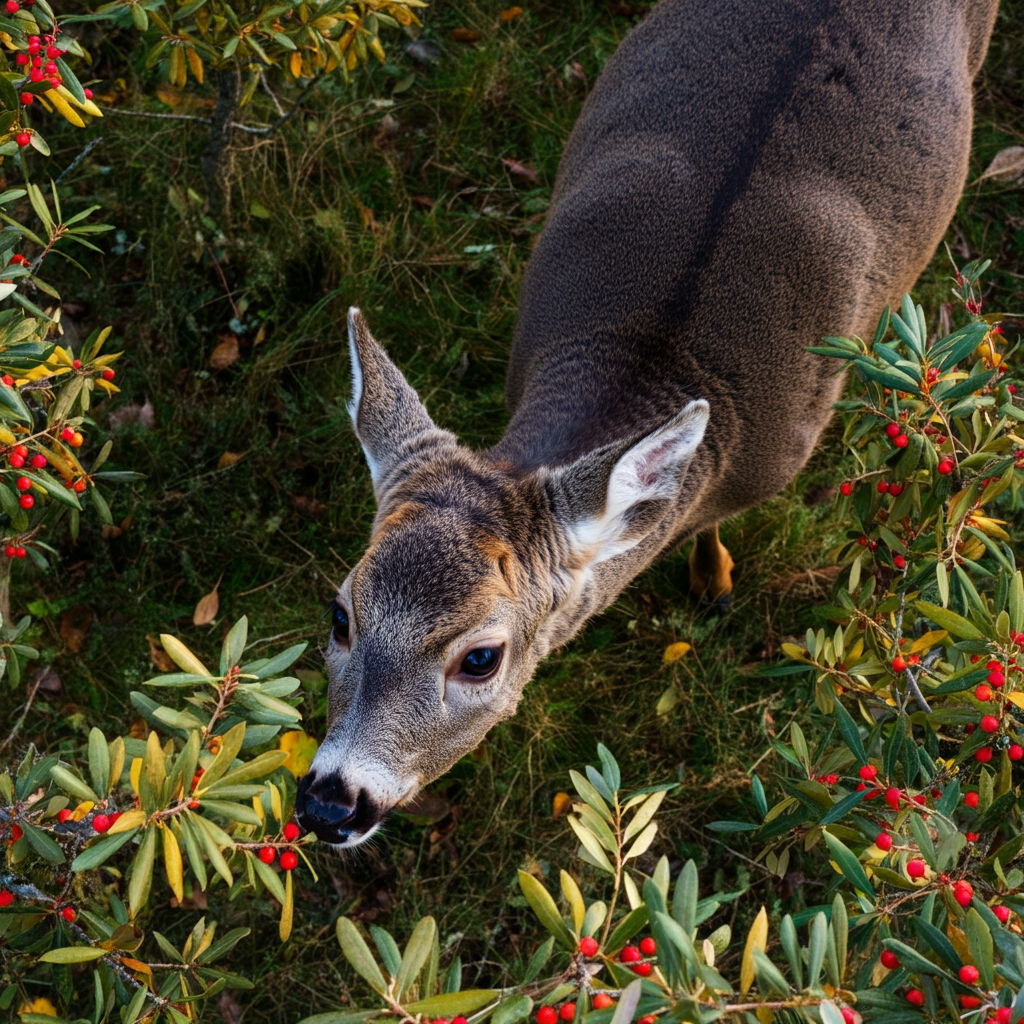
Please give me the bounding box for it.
[295,0,1000,847]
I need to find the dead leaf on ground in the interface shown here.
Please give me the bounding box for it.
[291,494,329,519]
[451,27,482,43]
[209,335,241,370]
[28,665,62,696]
[102,512,134,540]
[499,6,523,21]
[356,201,379,233]
[169,884,208,910]
[217,451,246,469]
[977,145,1024,184]
[552,791,573,819]
[193,575,222,626]
[501,157,538,182]
[60,606,94,653]
[663,641,691,663]
[218,991,243,1024]
[128,716,149,739]
[411,195,434,210]
[147,635,176,673]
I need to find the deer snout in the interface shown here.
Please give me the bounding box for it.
[294,769,380,847]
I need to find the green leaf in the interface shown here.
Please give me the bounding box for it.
[87,727,111,796]
[38,945,107,963]
[605,905,648,954]
[491,994,533,1024]
[822,831,874,898]
[916,601,984,640]
[569,769,612,820]
[220,616,248,674]
[70,828,139,872]
[395,916,437,1001]
[671,859,698,936]
[608,980,641,1024]
[50,764,100,803]
[964,907,994,989]
[518,870,575,949]
[336,918,388,995]
[807,912,827,990]
[128,825,157,915]
[404,991,499,1016]
[831,699,868,766]
[21,821,65,864]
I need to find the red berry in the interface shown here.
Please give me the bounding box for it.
[955,887,973,909]
[937,460,954,474]
[10,823,22,840]
[976,684,993,702]
[894,433,909,448]
[19,92,33,105]
[46,44,59,58]
[859,764,877,782]
[109,812,121,824]
[1,376,12,386]
[15,476,30,491]
[839,481,853,496]
[639,936,657,955]
[28,68,42,82]
[996,1009,1013,1024]
[84,88,93,99]
[637,1018,656,1024]
[631,962,652,977]
[3,545,14,559]
[885,787,901,810]
[536,1008,557,1024]
[15,132,30,147]
[283,821,301,842]
[619,946,641,963]
[92,813,111,833]
[188,799,199,809]
[13,444,26,457]
[73,479,87,494]
[258,846,276,864]
[70,432,83,447]
[961,996,982,1010]
[857,536,868,546]
[6,1,20,13]
[559,1004,575,1022]
[30,454,45,468]
[889,483,904,497]
[452,1018,469,1024]
[886,423,900,438]
[8,453,23,468]
[906,989,925,1007]
[579,936,598,957]
[0,889,12,907]
[912,793,926,806]
[981,715,1000,734]
[881,950,900,969]
[965,792,979,808]
[15,53,28,65]
[907,858,926,879]
[71,359,81,369]
[280,850,298,870]
[18,493,32,509]
[877,480,889,494]
[841,1010,855,1024]
[892,656,907,672]
[958,965,980,984]
[61,906,76,922]
[591,995,613,1011]
[1010,745,1023,761]
[989,670,1006,687]
[60,426,75,441]
[977,747,994,763]
[102,368,116,381]
[56,808,72,822]
[876,832,893,851]
[893,554,906,569]
[966,832,980,842]
[995,905,1011,923]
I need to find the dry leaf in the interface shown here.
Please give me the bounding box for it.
[552,791,573,819]
[169,883,208,910]
[209,335,240,370]
[102,512,134,540]
[451,27,482,43]
[977,146,1024,184]
[217,451,246,469]
[146,636,176,673]
[279,730,319,778]
[501,157,538,182]
[356,201,379,233]
[291,494,329,518]
[28,665,62,696]
[60,605,94,653]
[128,716,149,739]
[411,195,434,210]
[663,641,692,663]
[193,575,222,626]
[499,6,523,21]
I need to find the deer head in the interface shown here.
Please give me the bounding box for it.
[293,310,708,846]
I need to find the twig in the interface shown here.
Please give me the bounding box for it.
[55,136,105,186]
[0,678,41,756]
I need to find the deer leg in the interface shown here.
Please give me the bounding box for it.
[689,525,735,604]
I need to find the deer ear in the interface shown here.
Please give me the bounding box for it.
[348,308,441,497]
[556,400,709,565]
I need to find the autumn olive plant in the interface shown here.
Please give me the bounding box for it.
[0,619,311,1021]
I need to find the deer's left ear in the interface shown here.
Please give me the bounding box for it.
[348,308,447,498]
[550,400,709,564]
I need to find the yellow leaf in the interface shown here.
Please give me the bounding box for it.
[279,731,318,778]
[110,809,145,834]
[909,630,947,655]
[45,88,86,128]
[499,6,523,21]
[662,641,691,663]
[1006,691,1024,710]
[755,1008,774,1024]
[655,685,679,717]
[551,791,573,819]
[740,906,768,996]
[186,46,204,84]
[70,800,94,821]
[162,824,184,902]
[18,996,59,1016]
[280,866,294,941]
[290,51,303,78]
[130,757,143,796]
[160,634,211,676]
[780,642,808,660]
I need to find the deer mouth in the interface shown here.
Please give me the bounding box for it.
[294,769,385,847]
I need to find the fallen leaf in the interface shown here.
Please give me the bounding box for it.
[193,575,222,626]
[217,451,246,469]
[169,883,208,910]
[411,194,434,210]
[60,605,94,653]
[102,512,133,540]
[146,635,175,673]
[552,791,573,819]
[29,665,62,696]
[977,145,1024,184]
[209,335,240,370]
[19,997,59,1017]
[356,201,379,233]
[501,157,538,182]
[279,730,318,778]
[499,6,523,21]
[291,493,329,518]
[451,27,482,43]
[663,641,691,663]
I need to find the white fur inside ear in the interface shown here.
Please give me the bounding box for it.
[568,399,709,563]
[347,307,381,486]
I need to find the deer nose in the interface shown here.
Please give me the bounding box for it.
[295,769,362,844]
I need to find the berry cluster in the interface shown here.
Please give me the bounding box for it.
[256,820,303,871]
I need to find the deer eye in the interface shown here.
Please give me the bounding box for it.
[332,603,350,643]
[460,646,502,678]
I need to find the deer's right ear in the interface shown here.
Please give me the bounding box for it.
[348,308,440,497]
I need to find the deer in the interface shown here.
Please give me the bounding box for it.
[295,0,1001,847]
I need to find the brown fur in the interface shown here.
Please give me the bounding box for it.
[295,0,1001,848]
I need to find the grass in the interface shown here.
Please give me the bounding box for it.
[5,0,1024,1019]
